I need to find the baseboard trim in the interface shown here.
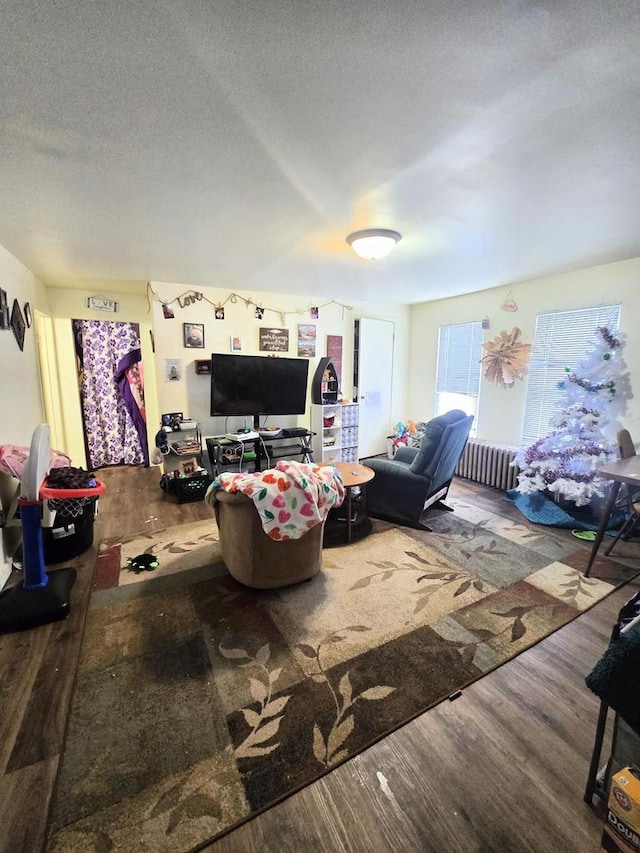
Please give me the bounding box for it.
[0,560,11,591]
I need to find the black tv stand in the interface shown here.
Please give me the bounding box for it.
[205,431,314,476]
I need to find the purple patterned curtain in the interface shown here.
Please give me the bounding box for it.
[73,320,149,468]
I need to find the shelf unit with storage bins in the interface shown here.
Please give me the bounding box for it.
[159,421,211,503]
[311,403,359,464]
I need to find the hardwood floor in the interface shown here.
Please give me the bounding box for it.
[0,468,638,852]
[0,466,213,853]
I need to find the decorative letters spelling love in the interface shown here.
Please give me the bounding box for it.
[177,291,204,308]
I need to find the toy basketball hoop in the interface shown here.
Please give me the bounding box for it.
[0,425,107,633]
[40,479,105,518]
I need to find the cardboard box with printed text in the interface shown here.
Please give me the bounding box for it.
[601,766,640,853]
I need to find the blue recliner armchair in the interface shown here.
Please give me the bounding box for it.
[363,409,474,529]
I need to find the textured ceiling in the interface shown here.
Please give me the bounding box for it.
[1,0,639,304]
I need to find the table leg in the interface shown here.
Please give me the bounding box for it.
[345,487,353,544]
[584,481,621,577]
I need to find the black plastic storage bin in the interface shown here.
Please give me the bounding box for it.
[172,474,211,503]
[42,498,98,565]
[161,473,211,504]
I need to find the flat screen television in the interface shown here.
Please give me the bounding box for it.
[210,353,309,428]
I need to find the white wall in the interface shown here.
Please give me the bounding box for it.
[0,245,48,445]
[149,281,410,440]
[0,244,49,583]
[408,257,640,446]
[4,273,409,479]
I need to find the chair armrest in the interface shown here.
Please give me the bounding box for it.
[366,456,428,484]
[394,446,418,464]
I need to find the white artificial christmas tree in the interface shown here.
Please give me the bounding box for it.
[514,326,628,507]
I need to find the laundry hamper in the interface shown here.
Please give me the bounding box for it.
[40,480,105,564]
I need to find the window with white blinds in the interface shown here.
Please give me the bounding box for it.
[435,321,483,433]
[521,304,622,446]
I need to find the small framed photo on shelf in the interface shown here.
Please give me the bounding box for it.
[230,336,242,352]
[162,411,183,426]
[183,323,205,348]
[178,457,199,477]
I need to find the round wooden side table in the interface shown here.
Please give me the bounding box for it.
[321,461,375,545]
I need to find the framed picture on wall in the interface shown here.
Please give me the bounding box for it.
[298,323,316,357]
[183,323,205,348]
[10,299,26,351]
[0,288,9,330]
[259,327,289,352]
[164,359,183,382]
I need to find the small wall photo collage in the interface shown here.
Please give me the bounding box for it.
[178,321,320,359]
[161,290,325,378]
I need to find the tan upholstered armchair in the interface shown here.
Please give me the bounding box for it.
[211,490,325,589]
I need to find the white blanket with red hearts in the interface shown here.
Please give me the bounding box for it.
[208,459,344,540]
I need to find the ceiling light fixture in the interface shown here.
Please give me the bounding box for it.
[345,228,402,260]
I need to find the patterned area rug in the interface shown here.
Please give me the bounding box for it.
[47,501,637,852]
[91,518,221,591]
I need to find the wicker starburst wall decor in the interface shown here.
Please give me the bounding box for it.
[481,326,532,387]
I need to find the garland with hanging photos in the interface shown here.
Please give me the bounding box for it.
[147,282,351,325]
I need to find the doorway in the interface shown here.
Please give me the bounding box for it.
[72,319,149,468]
[34,310,64,451]
[354,318,394,457]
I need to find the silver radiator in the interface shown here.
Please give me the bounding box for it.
[455,439,520,491]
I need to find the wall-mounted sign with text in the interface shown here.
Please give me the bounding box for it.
[326,334,343,382]
[259,327,289,352]
[87,296,119,312]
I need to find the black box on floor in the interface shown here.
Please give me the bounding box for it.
[167,474,211,503]
[42,498,98,565]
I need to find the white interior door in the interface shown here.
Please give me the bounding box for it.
[356,318,394,458]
